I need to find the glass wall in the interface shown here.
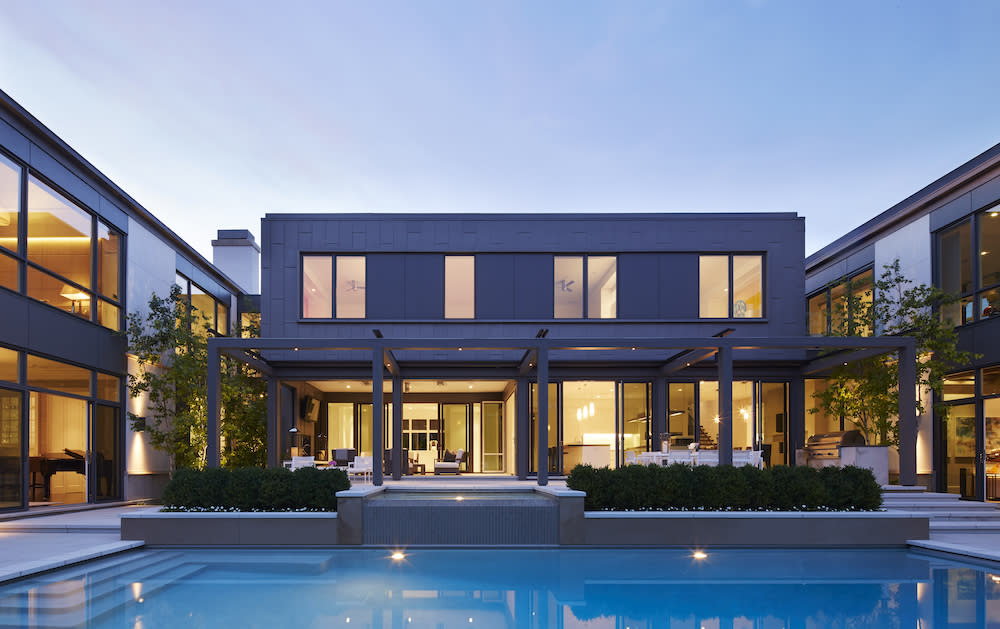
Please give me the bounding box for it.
[176,273,231,335]
[481,401,503,472]
[530,383,559,473]
[94,405,119,500]
[444,256,475,318]
[0,153,19,253]
[938,208,1000,325]
[441,403,470,469]
[336,256,366,318]
[302,255,332,318]
[698,381,755,449]
[805,378,840,438]
[986,397,999,501]
[667,383,696,448]
[29,392,87,506]
[554,256,583,318]
[808,268,874,336]
[942,404,977,497]
[759,382,787,467]
[808,292,828,335]
[562,381,615,470]
[620,383,649,459]
[0,387,20,509]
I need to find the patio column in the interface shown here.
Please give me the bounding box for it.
[372,348,384,486]
[536,346,549,486]
[392,374,402,480]
[652,378,667,451]
[717,344,733,465]
[206,341,221,468]
[516,377,529,480]
[266,377,279,468]
[898,341,918,486]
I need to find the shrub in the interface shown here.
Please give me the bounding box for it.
[565,463,882,511]
[161,466,350,511]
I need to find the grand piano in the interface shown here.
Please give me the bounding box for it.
[29,449,86,502]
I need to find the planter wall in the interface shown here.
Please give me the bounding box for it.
[121,512,338,546]
[841,446,890,486]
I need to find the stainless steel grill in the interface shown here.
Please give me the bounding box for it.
[802,430,867,466]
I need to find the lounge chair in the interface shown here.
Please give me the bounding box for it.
[346,455,373,483]
[434,449,464,475]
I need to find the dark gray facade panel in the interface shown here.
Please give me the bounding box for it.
[367,254,405,319]
[475,254,515,319]
[405,255,444,319]
[957,322,1000,368]
[514,254,552,319]
[0,119,29,161]
[659,254,698,319]
[619,253,658,319]
[98,196,129,233]
[929,194,974,232]
[20,301,126,373]
[28,143,101,213]
[845,245,875,275]
[970,173,1000,211]
[0,291,30,347]
[805,260,848,295]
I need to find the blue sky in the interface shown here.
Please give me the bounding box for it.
[1,1,999,259]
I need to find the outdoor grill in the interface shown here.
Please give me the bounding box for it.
[801,430,867,468]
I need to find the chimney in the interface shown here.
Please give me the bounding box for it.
[211,229,260,294]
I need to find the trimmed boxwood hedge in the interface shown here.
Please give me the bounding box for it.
[161,467,350,511]
[565,463,881,511]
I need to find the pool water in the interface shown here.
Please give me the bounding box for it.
[1,548,998,628]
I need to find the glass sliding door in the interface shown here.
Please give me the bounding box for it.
[530,383,559,474]
[562,381,615,471]
[0,388,21,509]
[92,404,120,501]
[481,402,503,472]
[667,383,696,448]
[942,404,977,497]
[29,392,87,506]
[985,397,999,502]
[441,403,470,471]
[759,383,788,467]
[620,382,650,463]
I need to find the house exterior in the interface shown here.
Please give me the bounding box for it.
[806,142,1000,501]
[0,89,257,512]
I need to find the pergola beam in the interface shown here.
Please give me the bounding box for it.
[801,347,897,376]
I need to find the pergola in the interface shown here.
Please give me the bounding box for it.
[206,334,918,486]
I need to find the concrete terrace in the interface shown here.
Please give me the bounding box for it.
[1,484,999,585]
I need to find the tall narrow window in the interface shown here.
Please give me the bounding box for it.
[939,221,972,325]
[587,256,617,319]
[0,153,19,254]
[554,256,583,318]
[97,223,120,302]
[732,255,762,318]
[302,255,333,318]
[699,256,729,318]
[445,255,474,318]
[336,256,366,318]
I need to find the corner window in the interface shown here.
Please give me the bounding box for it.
[699,254,764,319]
[554,255,617,319]
[445,255,474,319]
[938,206,1000,326]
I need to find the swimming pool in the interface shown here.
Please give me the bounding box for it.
[1,548,997,627]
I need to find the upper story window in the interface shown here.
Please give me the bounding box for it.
[699,254,763,319]
[938,205,1000,325]
[301,255,366,319]
[554,255,617,319]
[176,273,230,335]
[807,268,873,336]
[0,155,124,332]
[445,255,474,319]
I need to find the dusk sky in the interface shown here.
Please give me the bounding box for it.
[1,1,999,260]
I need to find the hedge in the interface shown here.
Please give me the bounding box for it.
[565,463,882,511]
[161,467,351,511]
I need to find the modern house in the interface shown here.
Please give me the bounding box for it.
[806,142,1000,501]
[0,89,258,512]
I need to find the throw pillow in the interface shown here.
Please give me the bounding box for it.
[443,450,456,462]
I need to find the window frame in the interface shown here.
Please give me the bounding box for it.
[806,266,873,336]
[300,254,368,320]
[553,254,618,319]
[935,202,1000,327]
[698,253,766,319]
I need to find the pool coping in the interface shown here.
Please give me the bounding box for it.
[0,540,145,584]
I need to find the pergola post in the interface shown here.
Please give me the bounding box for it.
[898,341,918,486]
[536,346,549,486]
[372,348,384,486]
[392,374,402,480]
[717,345,733,465]
[206,342,221,468]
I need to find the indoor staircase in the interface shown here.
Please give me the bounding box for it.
[881,486,1000,534]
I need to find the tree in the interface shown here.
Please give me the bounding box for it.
[811,260,976,446]
[127,285,266,470]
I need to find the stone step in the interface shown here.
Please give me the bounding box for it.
[930,520,1000,532]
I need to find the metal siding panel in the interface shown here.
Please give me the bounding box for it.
[929,194,973,231]
[619,253,658,319]
[515,254,552,319]
[971,174,1000,212]
[405,254,443,318]
[476,254,515,319]
[0,118,30,161]
[367,254,405,319]
[98,196,129,233]
[659,254,698,319]
[0,291,30,347]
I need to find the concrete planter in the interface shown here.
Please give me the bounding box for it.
[841,445,890,485]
